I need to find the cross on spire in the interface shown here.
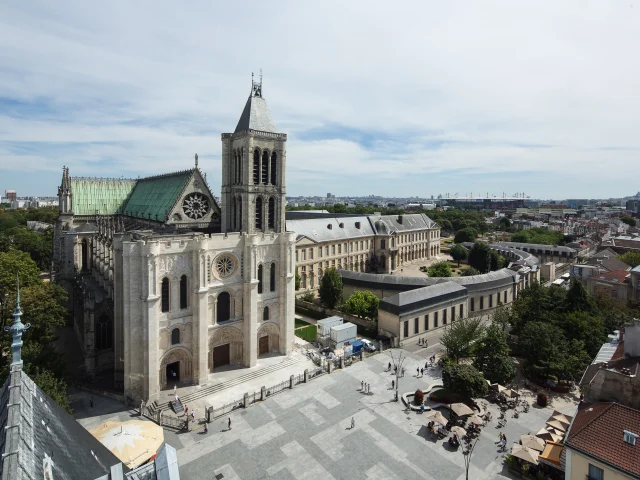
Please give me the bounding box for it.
[5,274,31,369]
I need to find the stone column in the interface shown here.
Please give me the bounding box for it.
[196,247,209,385]
[243,241,258,367]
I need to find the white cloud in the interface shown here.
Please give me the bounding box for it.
[0,0,639,197]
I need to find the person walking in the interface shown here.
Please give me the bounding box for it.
[392,380,395,389]
[421,367,424,376]
[388,362,391,371]
[401,368,405,378]
[417,367,420,376]
[361,380,364,391]
[191,410,195,421]
[184,404,188,415]
[204,423,208,434]
[351,417,355,429]
[228,418,231,430]
[173,384,177,395]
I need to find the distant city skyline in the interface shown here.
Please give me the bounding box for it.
[1,2,639,198]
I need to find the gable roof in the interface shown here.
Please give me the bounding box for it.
[380,282,468,315]
[592,270,631,284]
[122,170,193,222]
[286,216,375,242]
[235,91,278,133]
[70,177,137,216]
[565,402,640,478]
[0,368,121,479]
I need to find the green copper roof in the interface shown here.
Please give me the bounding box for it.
[70,178,136,215]
[122,170,193,221]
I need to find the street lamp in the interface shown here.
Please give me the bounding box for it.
[389,350,406,402]
[461,436,479,480]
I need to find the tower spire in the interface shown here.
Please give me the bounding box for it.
[5,274,31,369]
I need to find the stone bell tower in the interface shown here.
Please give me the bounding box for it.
[221,73,287,235]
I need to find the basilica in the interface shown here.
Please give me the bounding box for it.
[53,77,295,402]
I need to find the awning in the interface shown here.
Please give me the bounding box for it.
[539,442,564,467]
[546,419,567,432]
[511,443,539,465]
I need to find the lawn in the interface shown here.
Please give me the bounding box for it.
[294,325,317,343]
[295,318,311,328]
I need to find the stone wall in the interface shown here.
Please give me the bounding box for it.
[586,368,640,409]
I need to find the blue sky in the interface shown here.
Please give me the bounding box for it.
[1,1,639,199]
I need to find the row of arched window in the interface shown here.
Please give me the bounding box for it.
[253,149,277,185]
[161,275,189,313]
[255,197,276,230]
[257,262,277,294]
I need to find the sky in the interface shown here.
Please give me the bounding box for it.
[0,1,639,199]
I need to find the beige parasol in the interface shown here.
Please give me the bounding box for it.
[467,414,484,425]
[520,434,546,452]
[426,410,448,426]
[546,419,567,432]
[90,420,164,469]
[535,427,563,443]
[551,414,570,426]
[450,403,474,416]
[450,426,467,438]
[511,443,540,465]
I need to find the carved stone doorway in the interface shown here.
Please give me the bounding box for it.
[213,344,230,368]
[259,336,269,356]
[166,361,180,384]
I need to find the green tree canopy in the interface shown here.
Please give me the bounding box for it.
[620,215,637,227]
[440,317,485,363]
[319,267,343,309]
[467,242,504,273]
[440,219,453,232]
[565,280,595,313]
[460,267,481,276]
[619,251,640,268]
[491,304,512,331]
[511,227,563,245]
[0,249,41,294]
[473,324,516,384]
[344,290,380,320]
[442,363,488,399]
[427,261,452,278]
[449,244,468,266]
[454,227,478,244]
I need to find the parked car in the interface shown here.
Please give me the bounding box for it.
[360,339,377,352]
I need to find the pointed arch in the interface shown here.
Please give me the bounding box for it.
[255,197,263,230]
[180,275,188,309]
[262,150,269,184]
[270,151,277,185]
[96,314,113,350]
[81,239,88,271]
[161,278,170,312]
[253,148,260,184]
[270,262,276,292]
[268,197,275,229]
[263,306,269,321]
[258,264,264,294]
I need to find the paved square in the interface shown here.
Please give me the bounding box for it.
[167,349,575,480]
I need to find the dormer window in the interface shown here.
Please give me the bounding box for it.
[624,430,638,445]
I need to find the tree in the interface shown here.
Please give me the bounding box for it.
[467,242,503,273]
[427,261,452,277]
[619,251,640,268]
[442,363,488,399]
[491,304,511,332]
[449,244,468,266]
[344,290,380,320]
[440,317,485,363]
[518,322,569,380]
[27,367,72,414]
[318,267,343,308]
[0,249,41,295]
[594,290,638,332]
[473,324,516,384]
[454,227,478,244]
[560,311,606,358]
[565,279,595,313]
[620,215,637,227]
[498,217,512,230]
[511,227,564,246]
[460,267,481,276]
[440,220,453,233]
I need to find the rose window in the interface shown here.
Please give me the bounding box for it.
[182,193,210,219]
[215,255,236,278]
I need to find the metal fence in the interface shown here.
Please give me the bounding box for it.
[295,373,304,385]
[248,390,261,405]
[211,399,244,420]
[160,413,186,431]
[266,380,289,397]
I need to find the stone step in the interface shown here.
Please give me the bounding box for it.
[158,357,300,412]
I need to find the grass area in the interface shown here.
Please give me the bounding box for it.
[294,325,317,343]
[294,318,311,328]
[295,305,326,321]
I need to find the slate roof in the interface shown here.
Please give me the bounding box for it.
[369,214,438,234]
[287,216,375,242]
[0,367,121,480]
[235,92,278,133]
[122,170,193,222]
[70,177,136,216]
[565,402,640,478]
[494,241,577,254]
[592,270,631,284]
[380,282,468,315]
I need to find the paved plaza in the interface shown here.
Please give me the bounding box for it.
[71,347,576,479]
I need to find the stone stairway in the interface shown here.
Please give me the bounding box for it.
[150,357,300,414]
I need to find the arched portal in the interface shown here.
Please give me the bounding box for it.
[209,326,243,369]
[160,347,193,388]
[258,322,280,357]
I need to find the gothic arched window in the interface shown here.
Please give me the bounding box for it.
[217,291,231,322]
[257,264,263,294]
[161,278,170,312]
[268,197,275,229]
[180,275,188,309]
[270,262,276,292]
[253,149,260,184]
[171,328,180,345]
[81,239,88,271]
[262,150,269,184]
[96,315,113,350]
[263,306,269,321]
[255,197,263,230]
[270,152,277,185]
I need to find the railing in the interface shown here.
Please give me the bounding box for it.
[160,413,186,431]
[266,380,289,397]
[211,399,244,419]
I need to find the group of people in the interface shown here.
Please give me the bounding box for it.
[417,337,428,347]
[360,381,372,394]
[497,432,508,451]
[386,362,405,377]
[427,420,448,437]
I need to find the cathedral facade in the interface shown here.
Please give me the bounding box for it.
[53,78,295,402]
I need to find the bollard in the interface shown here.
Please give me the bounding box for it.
[360,350,364,361]
[206,407,211,423]
[261,386,266,401]
[340,357,345,369]
[290,375,295,389]
[328,362,333,374]
[244,392,249,408]
[304,369,309,383]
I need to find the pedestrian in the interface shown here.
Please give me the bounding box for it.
[191,410,195,421]
[368,384,371,394]
[421,367,424,376]
[425,339,428,347]
[351,417,355,429]
[392,380,395,389]
[173,384,177,395]
[425,361,429,369]
[185,404,188,415]
[174,394,179,404]
[388,362,391,371]
[228,418,231,430]
[401,368,405,378]
[417,367,420,376]
[204,423,208,434]
[361,380,364,390]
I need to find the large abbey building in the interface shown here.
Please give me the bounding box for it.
[53,78,295,402]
